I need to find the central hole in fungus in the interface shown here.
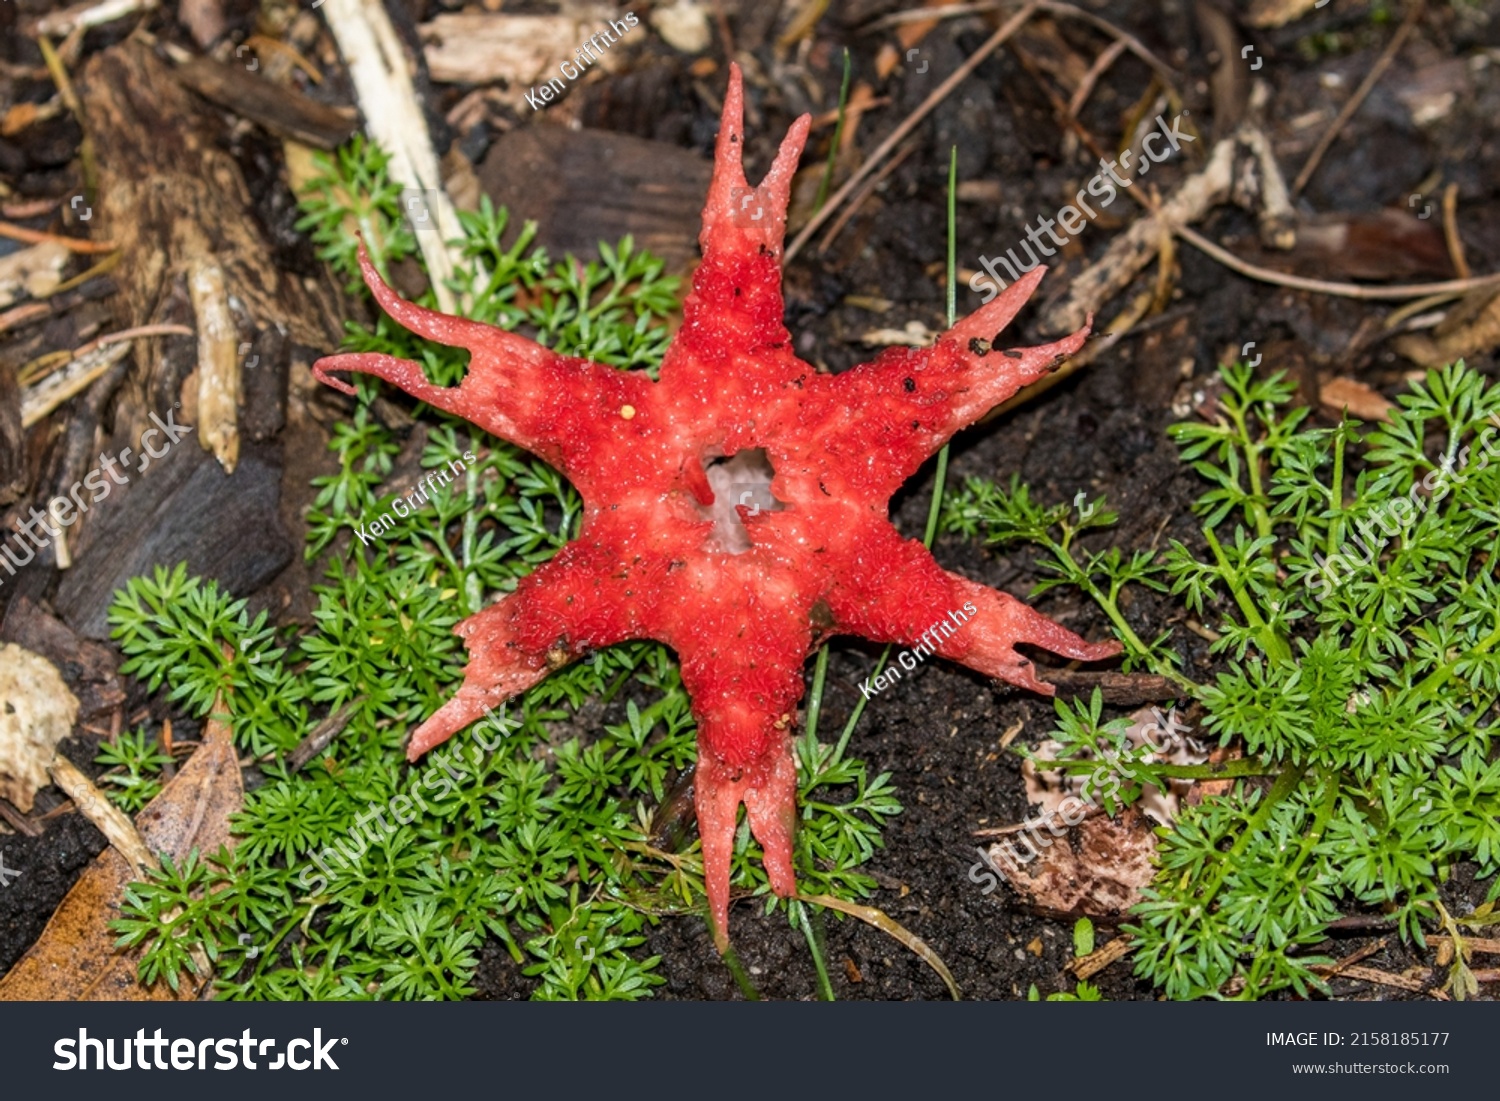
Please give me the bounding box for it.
[698,448,785,554]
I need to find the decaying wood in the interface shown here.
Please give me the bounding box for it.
[0,595,126,721]
[78,41,336,472]
[419,9,626,87]
[1038,122,1295,337]
[168,50,358,150]
[1035,669,1182,705]
[53,445,294,640]
[0,352,22,506]
[478,125,712,274]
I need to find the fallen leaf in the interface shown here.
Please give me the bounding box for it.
[0,696,242,1001]
[0,643,80,813]
[1319,377,1394,423]
[986,807,1158,917]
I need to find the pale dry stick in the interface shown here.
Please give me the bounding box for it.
[72,322,195,359]
[1069,934,1133,980]
[1441,182,1470,280]
[784,2,1039,266]
[20,341,131,427]
[49,755,156,873]
[0,221,116,254]
[1290,0,1425,197]
[33,0,158,37]
[319,0,479,314]
[1171,220,1500,301]
[865,1,1005,28]
[20,324,193,426]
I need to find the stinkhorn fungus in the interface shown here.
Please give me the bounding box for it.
[314,64,1120,950]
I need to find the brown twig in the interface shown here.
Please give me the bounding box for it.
[72,323,194,358]
[0,796,43,837]
[1068,36,1128,120]
[817,138,919,253]
[785,2,1039,265]
[1291,0,1425,196]
[1440,182,1470,279]
[286,702,357,772]
[1171,220,1500,300]
[0,221,116,254]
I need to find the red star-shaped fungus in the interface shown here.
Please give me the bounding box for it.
[314,64,1120,950]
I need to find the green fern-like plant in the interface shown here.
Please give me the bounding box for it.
[944,359,1500,1000]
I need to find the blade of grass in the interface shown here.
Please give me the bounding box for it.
[811,49,853,217]
[797,891,961,1000]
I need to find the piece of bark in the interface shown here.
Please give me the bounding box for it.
[478,125,711,274]
[53,443,293,640]
[419,9,626,86]
[0,701,241,1001]
[0,596,125,721]
[169,51,358,150]
[0,356,21,506]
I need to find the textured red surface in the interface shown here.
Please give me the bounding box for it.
[314,65,1120,950]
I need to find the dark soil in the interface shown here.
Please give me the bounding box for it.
[4,0,1498,1000]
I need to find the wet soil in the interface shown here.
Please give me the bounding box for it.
[4,0,1499,1000]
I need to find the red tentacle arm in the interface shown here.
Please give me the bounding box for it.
[824,524,1120,694]
[312,243,643,474]
[408,539,662,759]
[670,62,810,373]
[672,593,809,950]
[821,269,1092,495]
